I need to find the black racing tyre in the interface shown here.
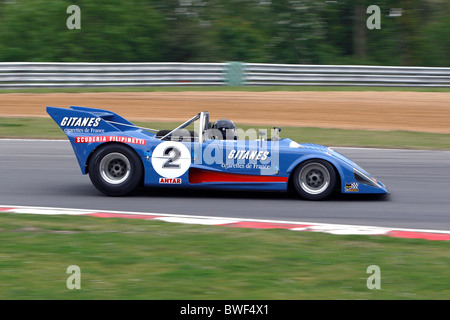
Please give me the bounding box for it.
[88,143,143,196]
[292,159,337,201]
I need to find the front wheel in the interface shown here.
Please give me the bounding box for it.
[88,144,143,196]
[292,160,336,200]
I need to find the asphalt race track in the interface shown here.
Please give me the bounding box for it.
[1,140,449,231]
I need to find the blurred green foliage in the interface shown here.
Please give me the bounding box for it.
[0,0,448,66]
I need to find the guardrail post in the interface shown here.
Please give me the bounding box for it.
[224,62,245,86]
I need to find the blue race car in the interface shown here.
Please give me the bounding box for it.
[47,106,388,200]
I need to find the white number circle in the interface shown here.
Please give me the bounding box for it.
[151,141,191,178]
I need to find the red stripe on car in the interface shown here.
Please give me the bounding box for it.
[189,168,288,184]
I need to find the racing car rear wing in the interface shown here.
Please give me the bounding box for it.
[46,106,157,135]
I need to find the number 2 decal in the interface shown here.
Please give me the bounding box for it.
[151,141,191,179]
[162,147,181,169]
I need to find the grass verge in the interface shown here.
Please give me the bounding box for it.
[0,213,449,299]
[1,117,449,150]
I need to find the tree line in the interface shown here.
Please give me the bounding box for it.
[0,0,448,66]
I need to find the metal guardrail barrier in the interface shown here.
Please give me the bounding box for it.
[0,62,226,88]
[0,62,449,88]
[244,63,450,87]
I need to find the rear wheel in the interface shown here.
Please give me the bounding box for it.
[88,144,143,196]
[292,159,336,200]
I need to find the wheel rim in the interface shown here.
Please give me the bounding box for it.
[99,152,131,185]
[298,163,330,195]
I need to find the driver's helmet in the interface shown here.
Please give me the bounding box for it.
[212,119,237,140]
